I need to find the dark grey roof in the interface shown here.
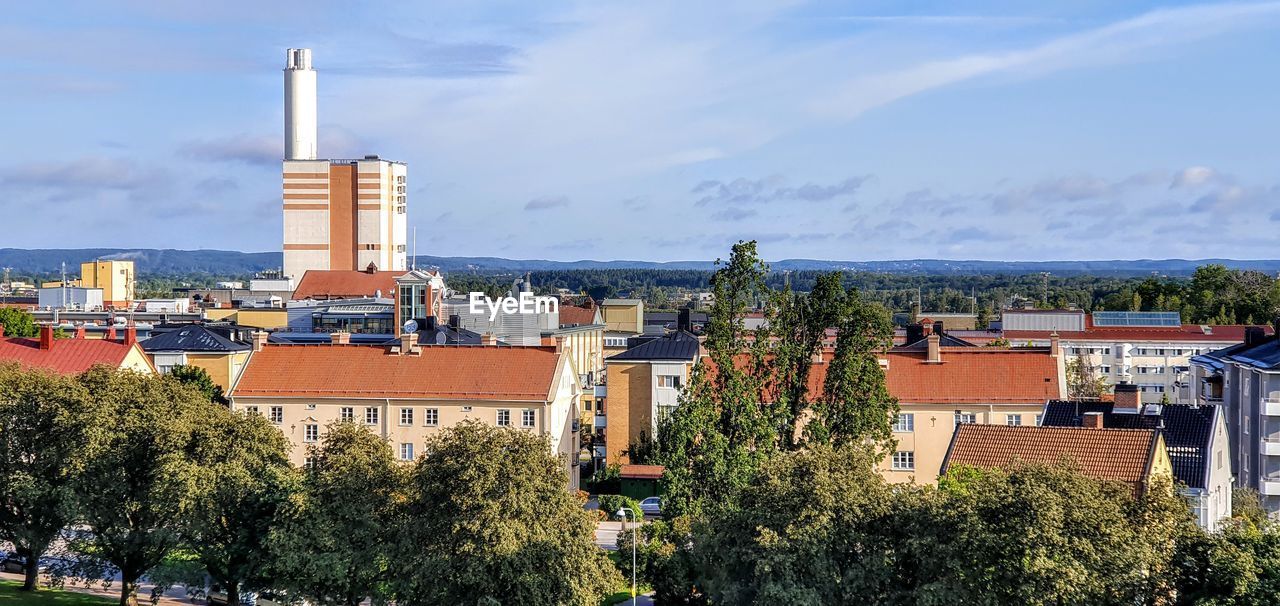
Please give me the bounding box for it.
[609,331,700,361]
[1041,400,1215,489]
[644,311,709,326]
[897,333,977,350]
[141,325,250,353]
[1193,337,1280,371]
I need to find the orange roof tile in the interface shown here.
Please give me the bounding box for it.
[231,343,562,401]
[291,270,402,300]
[942,424,1158,489]
[559,305,599,327]
[0,337,136,374]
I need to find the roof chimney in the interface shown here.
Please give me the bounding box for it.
[401,332,419,354]
[482,332,498,346]
[123,325,137,346]
[38,325,54,350]
[1246,326,1266,347]
[905,323,924,345]
[251,331,268,352]
[926,333,941,364]
[74,325,86,339]
[105,326,117,341]
[1114,382,1140,411]
[933,320,944,336]
[1082,411,1104,429]
[365,262,378,274]
[1050,332,1061,357]
[331,332,350,345]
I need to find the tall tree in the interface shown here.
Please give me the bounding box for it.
[769,272,846,450]
[656,241,779,518]
[391,421,619,606]
[0,364,95,591]
[269,422,403,606]
[72,367,210,606]
[182,409,297,606]
[804,288,897,452]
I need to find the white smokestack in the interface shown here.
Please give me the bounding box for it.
[284,48,317,160]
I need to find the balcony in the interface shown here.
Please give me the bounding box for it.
[594,385,607,398]
[594,416,606,429]
[1266,399,1280,416]
[1264,440,1280,457]
[1262,479,1280,496]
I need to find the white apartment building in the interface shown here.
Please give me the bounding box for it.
[1004,310,1267,403]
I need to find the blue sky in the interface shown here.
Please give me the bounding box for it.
[2,1,1279,261]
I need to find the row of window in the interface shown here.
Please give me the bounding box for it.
[891,412,1044,433]
[1070,347,1206,357]
[246,406,536,429]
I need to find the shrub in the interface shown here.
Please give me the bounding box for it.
[598,494,643,521]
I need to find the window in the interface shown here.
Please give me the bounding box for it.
[1006,414,1022,426]
[522,409,536,428]
[657,375,681,389]
[1217,450,1223,470]
[954,412,976,426]
[395,244,406,253]
[1099,365,1111,374]
[304,424,318,443]
[1035,414,1044,426]
[340,407,354,422]
[893,413,914,432]
[365,407,379,425]
[269,406,283,424]
[892,451,915,471]
[424,408,439,426]
[399,443,414,461]
[399,408,414,426]
[657,404,677,425]
[605,337,628,347]
[497,409,511,426]
[245,405,259,415]
[306,403,316,410]
[304,457,314,469]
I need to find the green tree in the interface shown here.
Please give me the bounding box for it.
[182,409,297,606]
[1066,358,1110,399]
[0,364,95,591]
[804,289,897,453]
[269,422,403,606]
[168,364,228,405]
[769,272,846,450]
[0,308,37,338]
[694,445,897,605]
[71,367,211,606]
[391,421,618,605]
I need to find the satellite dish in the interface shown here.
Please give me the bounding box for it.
[402,320,419,334]
[434,332,447,345]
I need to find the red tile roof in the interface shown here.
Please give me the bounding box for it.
[620,464,665,479]
[291,270,402,300]
[1003,324,1272,343]
[942,424,1159,490]
[878,348,1061,403]
[710,346,1061,405]
[231,343,562,401]
[0,337,137,374]
[559,305,599,327]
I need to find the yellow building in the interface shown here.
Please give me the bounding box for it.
[228,334,581,490]
[140,325,252,393]
[601,332,701,465]
[203,308,289,330]
[601,299,644,335]
[80,260,135,308]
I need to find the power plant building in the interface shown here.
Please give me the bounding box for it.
[281,49,408,280]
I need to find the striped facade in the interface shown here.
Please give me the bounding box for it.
[283,158,408,279]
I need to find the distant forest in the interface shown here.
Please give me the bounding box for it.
[448,264,1280,326]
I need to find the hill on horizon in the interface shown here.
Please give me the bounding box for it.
[2,248,1278,277]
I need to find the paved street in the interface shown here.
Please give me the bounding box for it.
[596,520,623,550]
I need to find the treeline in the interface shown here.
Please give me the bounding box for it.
[623,242,1280,605]
[442,263,1280,324]
[0,364,615,606]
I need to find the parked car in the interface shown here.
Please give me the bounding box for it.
[1,553,25,574]
[639,496,662,518]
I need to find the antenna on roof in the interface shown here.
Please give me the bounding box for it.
[412,226,418,271]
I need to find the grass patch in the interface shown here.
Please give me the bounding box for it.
[0,579,115,605]
[600,582,653,605]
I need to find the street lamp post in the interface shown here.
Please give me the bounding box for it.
[617,507,636,603]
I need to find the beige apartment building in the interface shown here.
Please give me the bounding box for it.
[228,334,581,489]
[601,332,701,465]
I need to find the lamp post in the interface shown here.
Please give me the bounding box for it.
[617,507,636,603]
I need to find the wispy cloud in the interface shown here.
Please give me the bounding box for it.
[524,195,570,211]
[693,175,869,206]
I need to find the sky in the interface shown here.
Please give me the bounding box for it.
[2,0,1280,262]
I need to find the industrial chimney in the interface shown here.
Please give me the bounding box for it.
[284,48,317,160]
